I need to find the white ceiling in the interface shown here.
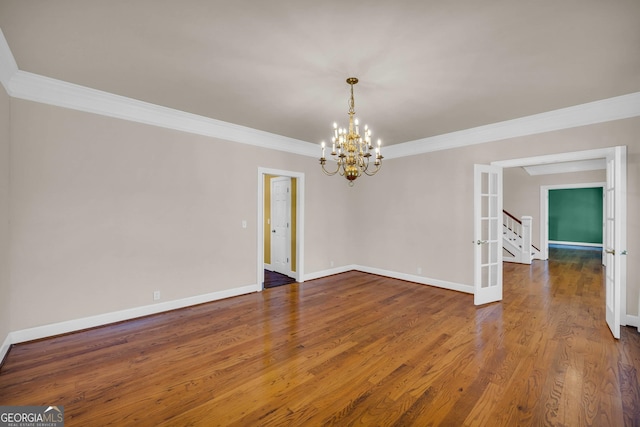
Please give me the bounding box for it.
[0,0,639,147]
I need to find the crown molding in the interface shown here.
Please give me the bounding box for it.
[0,28,18,93]
[7,71,319,157]
[0,28,321,156]
[2,27,639,159]
[384,91,640,160]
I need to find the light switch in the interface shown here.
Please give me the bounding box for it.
[242,220,247,229]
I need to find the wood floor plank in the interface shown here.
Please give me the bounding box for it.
[1,247,639,426]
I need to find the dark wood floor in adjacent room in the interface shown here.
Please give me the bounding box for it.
[1,247,639,426]
[263,269,297,289]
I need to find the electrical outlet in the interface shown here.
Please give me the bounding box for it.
[417,267,422,275]
[330,261,334,267]
[153,290,161,301]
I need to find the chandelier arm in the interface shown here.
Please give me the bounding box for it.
[320,161,341,176]
[362,159,381,176]
[362,164,381,176]
[359,154,382,176]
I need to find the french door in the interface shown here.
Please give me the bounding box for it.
[604,146,627,339]
[474,164,503,305]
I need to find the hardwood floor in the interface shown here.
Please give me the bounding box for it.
[1,248,639,426]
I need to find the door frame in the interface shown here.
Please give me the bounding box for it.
[493,146,627,328]
[258,167,305,290]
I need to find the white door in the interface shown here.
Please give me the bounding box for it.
[270,177,291,276]
[604,146,627,339]
[474,164,503,305]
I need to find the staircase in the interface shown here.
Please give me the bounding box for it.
[503,210,541,264]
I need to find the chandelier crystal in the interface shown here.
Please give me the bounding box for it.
[320,77,382,185]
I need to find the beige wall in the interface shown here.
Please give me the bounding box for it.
[4,97,640,336]
[350,146,476,286]
[8,99,351,331]
[303,159,352,273]
[0,86,10,345]
[354,117,640,316]
[504,167,606,249]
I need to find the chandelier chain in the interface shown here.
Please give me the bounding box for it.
[348,82,355,115]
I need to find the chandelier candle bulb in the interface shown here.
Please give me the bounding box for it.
[321,141,325,158]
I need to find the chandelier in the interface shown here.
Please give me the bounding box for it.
[320,77,382,185]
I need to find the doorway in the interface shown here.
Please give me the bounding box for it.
[493,146,627,338]
[257,168,305,290]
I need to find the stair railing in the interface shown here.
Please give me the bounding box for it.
[503,210,522,244]
[503,210,536,264]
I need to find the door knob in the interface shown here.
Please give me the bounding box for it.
[605,249,615,255]
[476,240,488,245]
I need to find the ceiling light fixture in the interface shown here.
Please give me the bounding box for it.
[320,77,382,186]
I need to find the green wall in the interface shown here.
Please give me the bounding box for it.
[549,188,603,244]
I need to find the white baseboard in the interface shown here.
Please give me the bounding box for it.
[303,265,356,281]
[624,314,640,329]
[304,264,473,294]
[0,333,11,366]
[7,283,260,347]
[549,241,603,248]
[353,265,474,294]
